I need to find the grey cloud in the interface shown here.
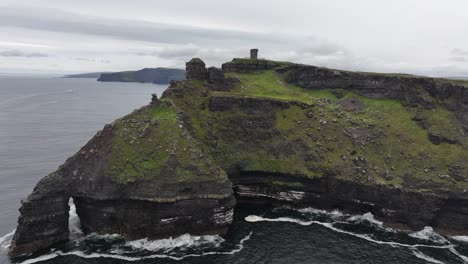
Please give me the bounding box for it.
[449,56,468,62]
[0,49,49,57]
[295,40,345,56]
[136,44,249,66]
[137,45,199,59]
[429,64,468,77]
[0,6,283,46]
[74,57,111,63]
[451,48,468,56]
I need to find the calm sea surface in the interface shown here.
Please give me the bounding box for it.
[0,76,467,264]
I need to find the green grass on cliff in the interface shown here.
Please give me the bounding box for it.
[107,65,468,193]
[105,101,227,184]
[224,70,336,103]
[194,69,468,191]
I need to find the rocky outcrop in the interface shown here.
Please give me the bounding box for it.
[10,54,468,259]
[185,61,238,91]
[186,58,208,80]
[222,58,291,73]
[98,68,185,84]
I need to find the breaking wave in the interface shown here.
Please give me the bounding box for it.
[451,235,468,243]
[245,207,468,263]
[124,234,225,254]
[19,232,253,264]
[409,226,448,244]
[0,229,15,251]
[6,204,468,263]
[411,249,446,264]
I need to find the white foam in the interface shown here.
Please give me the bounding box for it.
[448,246,468,262]
[297,207,344,219]
[411,249,446,264]
[85,233,122,240]
[19,232,252,263]
[68,199,83,240]
[245,215,264,222]
[0,229,15,250]
[244,215,451,249]
[126,234,224,253]
[409,227,448,244]
[20,253,60,264]
[347,212,383,226]
[68,199,78,218]
[244,213,468,262]
[451,236,468,243]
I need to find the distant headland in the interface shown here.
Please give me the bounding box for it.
[63,67,186,84]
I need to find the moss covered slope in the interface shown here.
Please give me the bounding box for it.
[99,57,468,195]
[105,100,228,187]
[161,61,468,195]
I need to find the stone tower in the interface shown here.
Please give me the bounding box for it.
[250,49,258,60]
[185,58,208,80]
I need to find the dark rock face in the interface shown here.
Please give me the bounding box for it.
[230,172,468,234]
[10,194,70,257]
[98,68,185,84]
[209,95,293,113]
[206,67,239,91]
[222,58,290,73]
[208,67,225,84]
[186,58,208,80]
[75,197,235,240]
[428,132,457,145]
[337,97,366,112]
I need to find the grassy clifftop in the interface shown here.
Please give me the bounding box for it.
[175,66,468,194]
[103,58,468,194]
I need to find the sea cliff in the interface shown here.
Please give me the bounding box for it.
[98,68,185,84]
[9,53,468,258]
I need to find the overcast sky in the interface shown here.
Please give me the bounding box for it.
[0,0,467,76]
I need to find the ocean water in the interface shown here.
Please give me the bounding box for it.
[1,77,468,264]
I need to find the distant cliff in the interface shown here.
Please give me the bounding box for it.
[63,72,111,78]
[98,68,185,84]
